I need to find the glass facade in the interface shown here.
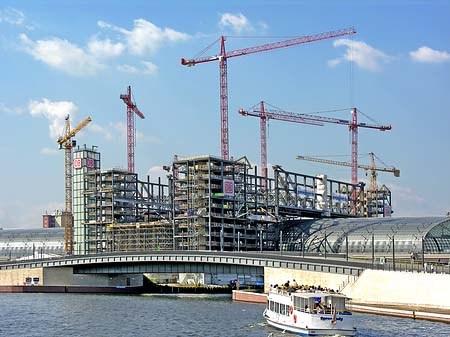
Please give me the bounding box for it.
[73,145,100,255]
[0,228,64,259]
[301,217,450,254]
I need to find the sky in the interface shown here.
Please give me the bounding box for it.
[0,0,449,228]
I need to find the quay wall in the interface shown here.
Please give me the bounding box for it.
[264,267,450,311]
[0,267,143,287]
[264,267,353,293]
[343,269,450,311]
[0,268,43,286]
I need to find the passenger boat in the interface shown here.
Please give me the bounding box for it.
[264,290,357,336]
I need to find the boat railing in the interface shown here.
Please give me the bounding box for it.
[292,305,352,315]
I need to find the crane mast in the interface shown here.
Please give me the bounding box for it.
[57,115,92,254]
[120,86,145,173]
[181,27,356,160]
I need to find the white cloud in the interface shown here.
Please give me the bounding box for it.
[117,64,139,73]
[19,33,104,75]
[142,61,158,75]
[114,121,160,144]
[40,147,59,156]
[146,166,169,184]
[29,98,78,138]
[136,130,160,144]
[328,39,391,71]
[98,18,190,56]
[410,46,450,63]
[117,61,158,75]
[388,184,424,203]
[88,123,113,141]
[0,7,24,26]
[87,37,125,59]
[219,13,253,34]
[0,102,24,115]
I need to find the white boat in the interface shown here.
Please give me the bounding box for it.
[264,290,357,336]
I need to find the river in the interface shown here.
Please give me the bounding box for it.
[0,293,448,337]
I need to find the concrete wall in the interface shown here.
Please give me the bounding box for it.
[343,269,450,310]
[47,268,142,287]
[1,267,143,287]
[264,267,353,293]
[0,268,43,286]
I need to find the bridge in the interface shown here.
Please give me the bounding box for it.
[0,251,365,275]
[0,251,367,289]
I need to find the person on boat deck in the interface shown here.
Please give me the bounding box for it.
[291,279,298,288]
[314,303,324,313]
[304,304,310,313]
[314,297,324,313]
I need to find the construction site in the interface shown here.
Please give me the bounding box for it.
[54,28,409,256]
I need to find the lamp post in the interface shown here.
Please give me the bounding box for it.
[280,230,283,256]
[392,235,396,271]
[345,232,349,261]
[259,229,263,253]
[301,233,305,258]
[421,236,425,271]
[237,232,240,252]
[371,233,375,268]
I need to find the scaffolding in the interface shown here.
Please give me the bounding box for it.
[364,184,393,217]
[83,168,172,254]
[76,155,386,254]
[173,155,259,251]
[107,222,173,252]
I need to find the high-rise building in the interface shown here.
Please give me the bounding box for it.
[73,145,100,255]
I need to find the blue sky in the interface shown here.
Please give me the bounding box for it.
[0,0,449,228]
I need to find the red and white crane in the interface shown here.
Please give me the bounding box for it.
[181,27,356,160]
[120,85,145,173]
[239,102,391,186]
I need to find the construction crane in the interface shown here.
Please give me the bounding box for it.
[296,153,400,191]
[239,102,391,186]
[239,101,324,188]
[120,85,145,173]
[57,114,92,254]
[181,27,356,160]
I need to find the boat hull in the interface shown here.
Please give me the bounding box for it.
[265,315,357,336]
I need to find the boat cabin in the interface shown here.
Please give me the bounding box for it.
[292,292,348,314]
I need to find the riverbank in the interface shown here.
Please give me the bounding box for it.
[0,282,231,295]
[232,290,450,324]
[0,285,143,294]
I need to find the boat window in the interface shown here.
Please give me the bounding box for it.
[331,297,346,311]
[293,296,302,309]
[275,302,280,313]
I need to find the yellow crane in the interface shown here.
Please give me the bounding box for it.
[296,152,400,191]
[57,114,92,254]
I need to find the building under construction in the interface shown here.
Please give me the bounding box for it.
[72,152,392,254]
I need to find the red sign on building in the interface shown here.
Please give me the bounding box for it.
[86,158,95,169]
[73,158,82,169]
[223,179,235,196]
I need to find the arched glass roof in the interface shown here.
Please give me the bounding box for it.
[300,217,450,254]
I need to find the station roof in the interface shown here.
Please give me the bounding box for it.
[306,217,450,238]
[0,228,64,241]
